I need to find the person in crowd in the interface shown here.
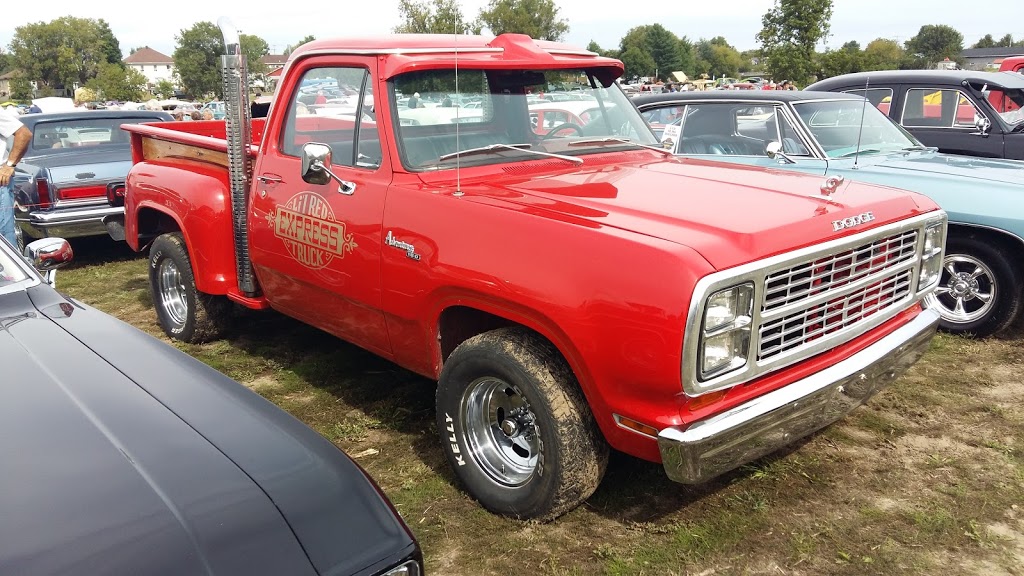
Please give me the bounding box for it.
[0,107,31,247]
[190,111,202,121]
[314,90,327,105]
[202,108,215,121]
[408,92,420,109]
[172,110,184,121]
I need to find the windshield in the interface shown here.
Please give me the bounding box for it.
[792,100,922,158]
[30,117,146,151]
[389,68,657,170]
[983,87,1024,125]
[0,241,30,290]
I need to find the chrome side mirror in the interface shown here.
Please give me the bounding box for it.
[300,142,356,195]
[24,237,73,287]
[973,115,991,137]
[765,141,796,164]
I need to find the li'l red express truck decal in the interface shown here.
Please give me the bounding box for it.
[273,191,358,269]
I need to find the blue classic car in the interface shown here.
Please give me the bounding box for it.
[12,110,173,249]
[634,91,1024,337]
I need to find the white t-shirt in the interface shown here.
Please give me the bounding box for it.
[0,108,27,165]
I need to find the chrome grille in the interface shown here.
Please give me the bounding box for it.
[758,229,919,362]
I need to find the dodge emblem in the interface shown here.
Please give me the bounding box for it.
[832,212,876,232]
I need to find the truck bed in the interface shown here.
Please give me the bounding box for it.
[122,118,266,168]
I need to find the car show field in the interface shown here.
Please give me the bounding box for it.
[58,236,1024,575]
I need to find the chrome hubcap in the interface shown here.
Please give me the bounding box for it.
[460,377,540,487]
[157,258,189,327]
[931,255,996,324]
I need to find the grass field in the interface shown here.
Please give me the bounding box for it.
[59,237,1024,575]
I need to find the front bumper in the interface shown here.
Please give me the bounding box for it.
[658,306,940,484]
[17,205,124,240]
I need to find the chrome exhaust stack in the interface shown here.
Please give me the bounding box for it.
[218,17,258,296]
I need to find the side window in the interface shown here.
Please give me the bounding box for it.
[281,66,368,167]
[778,111,811,156]
[356,79,382,169]
[902,88,981,129]
[843,88,894,114]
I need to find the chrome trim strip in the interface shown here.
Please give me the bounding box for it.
[545,48,599,56]
[23,206,123,224]
[297,47,505,57]
[660,306,939,484]
[681,211,946,396]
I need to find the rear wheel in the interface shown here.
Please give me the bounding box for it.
[436,327,608,521]
[927,236,1022,337]
[149,232,231,343]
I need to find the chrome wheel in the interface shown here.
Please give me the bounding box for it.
[930,255,996,324]
[460,377,540,487]
[157,258,189,327]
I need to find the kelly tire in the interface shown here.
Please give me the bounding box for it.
[928,236,1023,337]
[436,327,608,521]
[149,232,232,343]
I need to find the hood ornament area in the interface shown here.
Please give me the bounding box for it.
[820,174,845,197]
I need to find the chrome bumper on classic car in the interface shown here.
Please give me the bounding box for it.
[18,205,124,239]
[658,305,940,484]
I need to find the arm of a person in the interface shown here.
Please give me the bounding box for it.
[0,125,32,187]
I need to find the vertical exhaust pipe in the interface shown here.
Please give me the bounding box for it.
[218,17,258,296]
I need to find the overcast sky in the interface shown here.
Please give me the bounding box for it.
[2,0,1020,58]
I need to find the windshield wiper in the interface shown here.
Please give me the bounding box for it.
[567,137,674,156]
[901,145,933,151]
[835,148,883,158]
[438,143,582,164]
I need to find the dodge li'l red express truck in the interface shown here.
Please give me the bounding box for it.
[114,20,947,520]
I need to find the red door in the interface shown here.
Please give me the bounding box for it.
[249,56,394,358]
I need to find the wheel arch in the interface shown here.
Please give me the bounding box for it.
[948,221,1024,270]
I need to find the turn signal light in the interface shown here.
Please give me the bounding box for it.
[687,389,727,412]
[613,415,660,439]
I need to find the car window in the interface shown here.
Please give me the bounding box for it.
[0,244,30,289]
[842,88,894,115]
[31,118,139,150]
[793,99,920,158]
[980,86,1024,126]
[778,110,811,155]
[281,66,377,169]
[902,88,981,128]
[671,102,777,156]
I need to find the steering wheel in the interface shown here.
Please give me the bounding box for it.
[542,122,585,138]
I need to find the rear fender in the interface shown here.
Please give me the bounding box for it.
[125,160,238,296]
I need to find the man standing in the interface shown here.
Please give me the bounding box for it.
[0,108,32,248]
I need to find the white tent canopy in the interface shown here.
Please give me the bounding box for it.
[31,97,76,113]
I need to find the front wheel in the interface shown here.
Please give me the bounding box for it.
[149,232,232,343]
[436,327,608,521]
[926,236,1022,337]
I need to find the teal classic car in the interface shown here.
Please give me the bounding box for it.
[634,91,1024,337]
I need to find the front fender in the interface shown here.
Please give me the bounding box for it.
[125,159,238,296]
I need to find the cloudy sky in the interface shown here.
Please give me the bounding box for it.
[1,0,1019,58]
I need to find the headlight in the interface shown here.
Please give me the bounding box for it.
[699,283,753,380]
[918,218,946,291]
[381,559,421,576]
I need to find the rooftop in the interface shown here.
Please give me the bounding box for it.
[124,47,174,65]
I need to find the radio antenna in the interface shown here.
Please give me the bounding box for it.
[852,76,870,169]
[453,15,463,197]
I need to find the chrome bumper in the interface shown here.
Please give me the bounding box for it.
[17,205,124,239]
[658,306,940,484]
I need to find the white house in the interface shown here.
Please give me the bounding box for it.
[124,47,176,89]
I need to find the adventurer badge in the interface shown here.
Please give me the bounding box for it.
[273,191,357,269]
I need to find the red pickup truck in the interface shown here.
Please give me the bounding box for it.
[117,22,948,520]
[1000,56,1024,73]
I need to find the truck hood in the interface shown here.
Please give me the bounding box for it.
[0,287,415,576]
[461,156,934,270]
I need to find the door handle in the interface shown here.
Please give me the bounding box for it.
[256,173,283,184]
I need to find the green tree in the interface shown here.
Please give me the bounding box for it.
[695,36,744,79]
[973,34,996,49]
[394,0,480,34]
[285,35,316,55]
[10,74,33,101]
[477,0,569,41]
[154,79,176,99]
[618,45,655,80]
[904,24,964,68]
[240,34,270,76]
[757,0,834,85]
[173,21,225,99]
[0,49,10,74]
[9,17,123,92]
[619,24,691,81]
[86,62,148,101]
[863,38,903,70]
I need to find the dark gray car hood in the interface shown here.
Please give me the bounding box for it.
[0,287,415,576]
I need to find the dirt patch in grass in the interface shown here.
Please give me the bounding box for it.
[60,239,1024,575]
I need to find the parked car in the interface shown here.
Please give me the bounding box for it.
[806,70,1024,160]
[0,236,422,575]
[634,90,1024,336]
[11,110,174,248]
